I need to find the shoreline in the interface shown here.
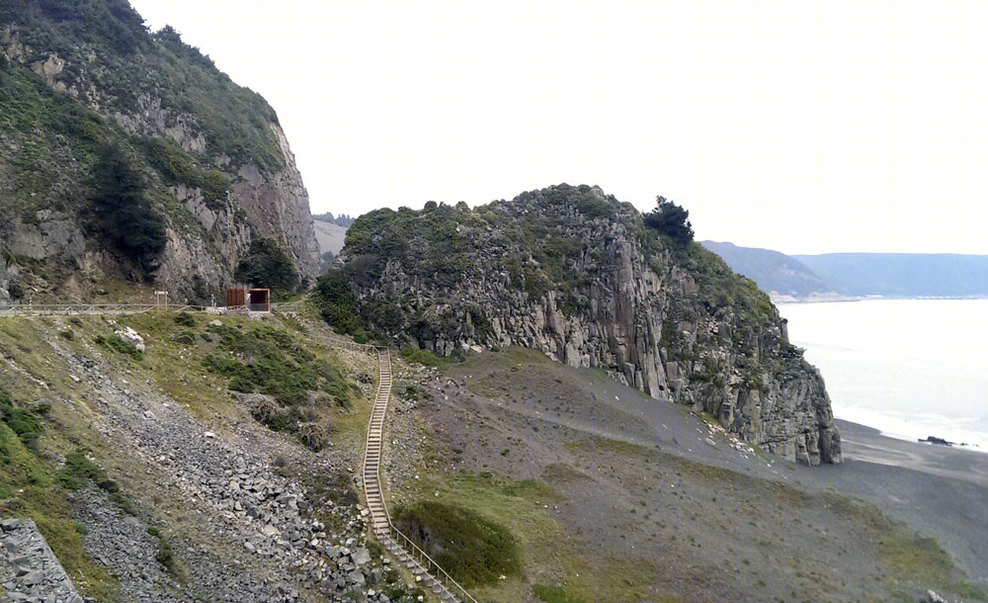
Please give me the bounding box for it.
[832,406,988,454]
[773,294,988,304]
[833,418,988,485]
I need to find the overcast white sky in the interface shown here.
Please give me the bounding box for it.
[128,1,988,255]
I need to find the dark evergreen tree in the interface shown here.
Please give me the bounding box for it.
[235,237,300,295]
[644,196,694,246]
[90,144,167,279]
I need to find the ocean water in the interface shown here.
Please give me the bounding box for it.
[777,299,988,450]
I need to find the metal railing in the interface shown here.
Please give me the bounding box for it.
[0,303,206,315]
[0,301,311,316]
[366,349,479,603]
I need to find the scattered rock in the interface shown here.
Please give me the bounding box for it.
[0,518,84,603]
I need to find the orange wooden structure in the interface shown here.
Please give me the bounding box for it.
[226,288,270,312]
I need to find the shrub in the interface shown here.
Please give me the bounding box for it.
[298,421,334,451]
[313,269,367,337]
[94,334,143,361]
[57,449,136,514]
[399,346,448,368]
[56,450,100,491]
[0,390,43,449]
[174,312,196,327]
[173,331,196,345]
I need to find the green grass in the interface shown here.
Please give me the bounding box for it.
[820,493,986,599]
[561,556,680,603]
[393,501,520,587]
[533,584,584,603]
[118,312,359,450]
[0,421,118,601]
[396,472,564,597]
[399,346,450,368]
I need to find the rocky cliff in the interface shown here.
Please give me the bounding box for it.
[330,185,841,465]
[0,0,318,301]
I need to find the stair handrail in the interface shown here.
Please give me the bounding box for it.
[367,349,480,603]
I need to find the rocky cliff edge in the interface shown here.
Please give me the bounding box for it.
[331,185,841,465]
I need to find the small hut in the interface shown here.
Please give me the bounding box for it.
[226,288,271,312]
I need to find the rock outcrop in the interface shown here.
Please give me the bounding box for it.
[0,5,318,302]
[335,185,841,464]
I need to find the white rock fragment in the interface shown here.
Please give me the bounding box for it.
[114,326,145,352]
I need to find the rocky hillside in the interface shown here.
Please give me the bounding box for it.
[0,309,429,602]
[324,185,841,465]
[0,0,318,303]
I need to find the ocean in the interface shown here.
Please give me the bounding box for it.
[776,299,988,451]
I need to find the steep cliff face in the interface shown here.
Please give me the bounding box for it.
[332,185,841,465]
[0,1,318,301]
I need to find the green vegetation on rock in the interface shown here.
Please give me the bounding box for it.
[0,2,285,172]
[89,144,167,278]
[138,137,230,209]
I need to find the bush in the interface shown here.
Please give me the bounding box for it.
[94,334,143,361]
[0,390,43,449]
[174,312,196,327]
[56,450,100,491]
[399,346,448,368]
[57,449,136,515]
[298,421,334,451]
[313,269,367,337]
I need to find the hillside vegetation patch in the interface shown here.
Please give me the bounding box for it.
[0,387,117,600]
[393,501,520,587]
[198,319,355,448]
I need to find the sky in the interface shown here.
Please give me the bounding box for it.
[128,1,988,255]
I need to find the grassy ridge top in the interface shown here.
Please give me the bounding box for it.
[324,184,778,340]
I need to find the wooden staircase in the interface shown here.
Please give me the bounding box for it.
[363,350,478,603]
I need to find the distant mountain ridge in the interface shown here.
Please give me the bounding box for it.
[794,253,988,298]
[700,241,836,298]
[701,241,988,300]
